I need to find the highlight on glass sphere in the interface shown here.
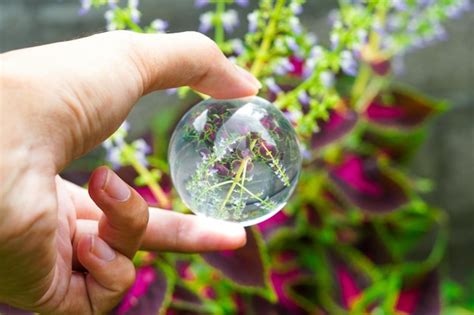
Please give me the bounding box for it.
[168,96,302,226]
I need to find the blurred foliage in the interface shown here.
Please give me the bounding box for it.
[60,0,474,314]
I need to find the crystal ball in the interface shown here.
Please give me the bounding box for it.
[168,96,302,226]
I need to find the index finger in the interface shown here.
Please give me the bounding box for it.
[66,179,246,252]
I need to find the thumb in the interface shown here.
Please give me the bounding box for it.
[76,234,135,314]
[2,31,261,171]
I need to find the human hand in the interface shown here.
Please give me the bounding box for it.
[0,31,260,314]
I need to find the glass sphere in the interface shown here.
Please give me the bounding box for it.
[168,96,302,226]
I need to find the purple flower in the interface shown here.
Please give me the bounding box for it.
[195,0,209,7]
[273,58,293,76]
[283,109,302,124]
[303,46,323,77]
[289,17,302,34]
[392,0,407,10]
[330,32,340,49]
[290,2,303,15]
[129,0,139,8]
[432,23,447,41]
[340,50,358,76]
[150,19,168,33]
[247,11,258,32]
[320,71,335,88]
[79,0,91,15]
[264,77,282,94]
[235,0,249,7]
[286,37,299,53]
[199,11,213,33]
[327,9,339,26]
[297,91,310,105]
[230,39,244,55]
[131,10,140,23]
[108,0,117,9]
[222,10,239,33]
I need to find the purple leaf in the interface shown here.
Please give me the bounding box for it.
[362,128,425,163]
[370,59,391,76]
[412,271,440,315]
[257,210,295,241]
[165,309,204,315]
[241,295,298,315]
[334,263,364,309]
[364,89,442,129]
[311,109,358,149]
[329,154,409,213]
[270,269,310,314]
[201,228,270,290]
[395,271,440,314]
[171,284,206,312]
[287,279,327,314]
[112,264,172,315]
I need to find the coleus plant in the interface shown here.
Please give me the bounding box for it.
[6,0,466,314]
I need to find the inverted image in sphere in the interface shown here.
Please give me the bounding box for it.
[169,96,302,226]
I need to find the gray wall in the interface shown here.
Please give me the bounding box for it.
[1,0,473,283]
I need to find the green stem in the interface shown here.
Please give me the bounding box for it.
[382,271,401,314]
[219,156,250,211]
[334,245,382,283]
[238,158,249,214]
[354,76,386,112]
[350,62,371,105]
[122,144,170,208]
[250,0,286,77]
[350,281,386,314]
[395,219,448,276]
[373,220,401,261]
[126,20,143,32]
[261,142,290,186]
[234,182,274,209]
[214,0,226,46]
[274,68,322,110]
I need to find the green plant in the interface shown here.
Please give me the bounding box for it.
[67,0,473,314]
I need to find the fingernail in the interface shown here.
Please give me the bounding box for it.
[90,235,116,262]
[103,169,131,201]
[236,65,262,89]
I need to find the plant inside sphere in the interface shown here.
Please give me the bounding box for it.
[169,96,302,226]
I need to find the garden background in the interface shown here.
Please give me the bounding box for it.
[0,0,473,313]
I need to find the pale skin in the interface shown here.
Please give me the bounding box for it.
[0,31,261,314]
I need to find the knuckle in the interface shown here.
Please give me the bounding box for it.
[180,31,222,57]
[125,195,149,232]
[178,32,224,85]
[192,32,222,56]
[95,30,148,94]
[104,260,136,296]
[173,217,190,249]
[121,263,136,290]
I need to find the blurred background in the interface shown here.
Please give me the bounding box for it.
[0,0,472,286]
